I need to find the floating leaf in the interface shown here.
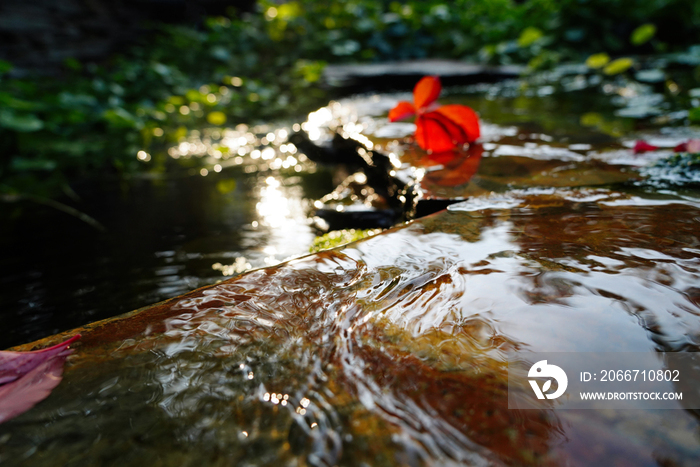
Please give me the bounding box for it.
[585,53,610,69]
[603,58,634,75]
[631,24,656,46]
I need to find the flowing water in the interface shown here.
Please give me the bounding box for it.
[2,78,700,465]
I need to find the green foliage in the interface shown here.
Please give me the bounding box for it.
[653,152,700,170]
[0,0,698,202]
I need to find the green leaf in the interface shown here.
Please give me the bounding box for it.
[585,53,610,69]
[102,107,138,128]
[11,157,57,171]
[168,96,185,106]
[517,27,543,48]
[294,60,326,83]
[185,89,202,102]
[216,179,237,194]
[277,2,302,21]
[580,112,603,127]
[603,58,634,75]
[63,57,82,71]
[0,110,44,132]
[0,59,12,74]
[689,107,700,123]
[207,111,227,125]
[310,229,382,252]
[0,92,42,111]
[630,24,656,46]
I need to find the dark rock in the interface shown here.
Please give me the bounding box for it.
[322,59,523,92]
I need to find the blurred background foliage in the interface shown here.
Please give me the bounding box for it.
[1,0,699,205]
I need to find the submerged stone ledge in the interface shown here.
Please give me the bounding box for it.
[4,188,700,466]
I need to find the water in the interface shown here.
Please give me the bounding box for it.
[3,78,700,465]
[0,149,329,349]
[3,189,700,465]
[3,76,697,349]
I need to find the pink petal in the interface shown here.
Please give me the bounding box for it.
[686,139,700,153]
[0,335,80,385]
[0,354,68,424]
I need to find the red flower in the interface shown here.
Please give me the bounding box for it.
[388,76,480,153]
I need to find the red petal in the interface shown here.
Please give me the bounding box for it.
[434,105,481,142]
[416,112,465,153]
[634,140,659,153]
[388,101,416,122]
[673,142,687,152]
[413,76,441,110]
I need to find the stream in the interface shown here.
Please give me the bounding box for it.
[2,72,700,465]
